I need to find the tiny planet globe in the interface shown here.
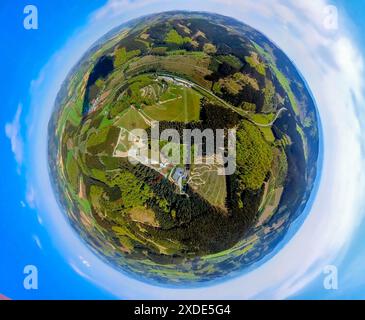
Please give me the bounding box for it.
[48,11,320,286]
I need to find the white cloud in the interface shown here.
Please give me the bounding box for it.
[5,104,24,173]
[80,256,91,268]
[26,185,36,209]
[30,69,46,93]
[26,0,365,299]
[33,235,42,250]
[37,214,43,225]
[92,0,160,21]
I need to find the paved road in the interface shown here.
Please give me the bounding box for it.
[151,72,288,128]
[251,107,287,128]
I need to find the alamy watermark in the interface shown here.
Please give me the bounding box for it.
[323,265,338,290]
[323,5,339,31]
[23,5,38,30]
[112,120,237,193]
[120,121,236,175]
[23,265,38,290]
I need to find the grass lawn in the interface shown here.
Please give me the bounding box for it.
[259,127,276,143]
[129,207,160,227]
[143,86,201,122]
[296,124,308,160]
[249,113,276,143]
[114,107,150,131]
[250,113,275,125]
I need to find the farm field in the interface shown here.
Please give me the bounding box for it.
[126,54,213,89]
[249,113,276,143]
[143,85,201,122]
[189,163,227,210]
[114,107,150,131]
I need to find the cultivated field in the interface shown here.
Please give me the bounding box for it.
[189,162,227,210]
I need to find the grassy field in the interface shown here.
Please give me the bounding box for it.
[259,127,276,143]
[143,86,201,122]
[256,147,287,225]
[127,54,212,89]
[257,187,284,225]
[86,127,110,148]
[65,150,80,192]
[245,52,266,76]
[253,42,299,115]
[296,124,308,160]
[189,164,227,209]
[165,29,192,45]
[129,207,160,227]
[56,98,83,136]
[114,107,150,131]
[250,113,274,125]
[249,113,276,143]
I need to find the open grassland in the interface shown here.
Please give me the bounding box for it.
[296,124,308,160]
[189,164,227,210]
[249,113,276,143]
[258,127,275,143]
[114,107,150,131]
[257,187,284,225]
[143,86,201,122]
[257,147,287,225]
[127,54,212,89]
[129,207,160,228]
[250,113,275,125]
[56,97,83,137]
[245,52,266,76]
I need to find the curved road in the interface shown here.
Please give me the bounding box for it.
[251,107,287,128]
[157,72,288,128]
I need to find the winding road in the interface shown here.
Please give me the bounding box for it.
[157,72,287,128]
[251,107,287,128]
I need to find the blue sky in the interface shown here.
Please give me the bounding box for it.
[1,0,365,300]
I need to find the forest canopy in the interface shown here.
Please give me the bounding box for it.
[236,121,273,190]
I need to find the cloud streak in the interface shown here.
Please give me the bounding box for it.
[5,104,24,173]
